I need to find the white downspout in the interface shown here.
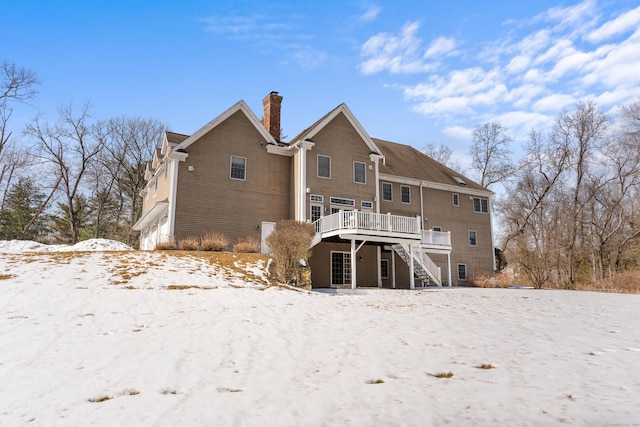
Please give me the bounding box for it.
[168,158,180,242]
[298,147,307,222]
[489,196,496,273]
[420,182,424,231]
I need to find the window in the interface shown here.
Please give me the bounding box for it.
[382,182,392,201]
[361,201,373,209]
[318,155,331,179]
[453,193,459,206]
[401,185,411,204]
[330,197,355,207]
[310,194,324,203]
[432,226,442,232]
[353,161,366,184]
[230,156,246,180]
[469,230,477,246]
[473,197,489,213]
[311,205,322,223]
[331,252,352,285]
[458,264,467,281]
[380,259,389,279]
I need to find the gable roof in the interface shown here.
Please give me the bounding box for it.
[173,100,277,152]
[290,103,382,155]
[374,138,492,195]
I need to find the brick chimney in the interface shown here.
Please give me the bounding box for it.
[262,91,283,141]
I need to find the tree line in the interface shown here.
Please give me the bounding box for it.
[0,61,165,247]
[3,59,640,286]
[427,99,640,289]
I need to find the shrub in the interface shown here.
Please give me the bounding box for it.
[201,232,228,251]
[232,235,261,253]
[155,241,176,250]
[266,220,315,288]
[178,236,199,251]
[472,272,509,288]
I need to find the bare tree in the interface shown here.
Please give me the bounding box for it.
[102,116,165,245]
[26,103,106,243]
[423,142,462,172]
[1,61,38,211]
[554,100,609,285]
[470,122,516,188]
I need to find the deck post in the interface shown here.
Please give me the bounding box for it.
[351,239,356,289]
[447,252,452,287]
[409,244,415,290]
[392,251,396,289]
[377,246,382,287]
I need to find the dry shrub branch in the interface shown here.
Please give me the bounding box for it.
[266,220,315,288]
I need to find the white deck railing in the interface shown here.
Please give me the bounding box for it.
[421,230,452,247]
[314,210,421,236]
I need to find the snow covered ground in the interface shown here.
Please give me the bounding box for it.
[1,240,639,426]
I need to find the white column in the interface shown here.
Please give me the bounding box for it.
[351,239,357,289]
[377,246,382,287]
[409,244,415,290]
[447,252,452,287]
[374,158,380,214]
[392,251,396,289]
[168,157,181,242]
[297,148,307,222]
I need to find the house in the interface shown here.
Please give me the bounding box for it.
[133,92,495,288]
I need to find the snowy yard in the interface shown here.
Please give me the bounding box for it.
[1,240,639,426]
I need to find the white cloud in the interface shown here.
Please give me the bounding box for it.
[360,22,438,74]
[505,55,531,74]
[359,4,381,23]
[284,45,327,70]
[359,1,640,137]
[532,94,576,113]
[424,36,458,59]
[586,6,640,42]
[537,0,598,30]
[442,126,472,140]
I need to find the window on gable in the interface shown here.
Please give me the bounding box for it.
[473,197,489,213]
[318,155,331,179]
[469,230,477,246]
[354,161,366,184]
[382,182,392,201]
[230,156,246,180]
[458,264,467,281]
[453,193,459,206]
[401,185,411,204]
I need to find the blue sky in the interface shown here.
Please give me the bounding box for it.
[3,0,640,170]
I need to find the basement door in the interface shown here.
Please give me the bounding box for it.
[260,221,276,254]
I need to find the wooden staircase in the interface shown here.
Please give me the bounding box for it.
[392,243,442,287]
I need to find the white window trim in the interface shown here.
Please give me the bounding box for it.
[310,194,324,203]
[310,204,323,222]
[329,197,355,207]
[432,226,442,232]
[353,161,366,184]
[453,193,459,206]
[230,155,247,181]
[473,197,489,213]
[361,201,373,209]
[380,259,389,279]
[468,230,478,246]
[382,182,393,202]
[317,154,331,179]
[330,251,352,286]
[457,263,467,281]
[400,185,411,204]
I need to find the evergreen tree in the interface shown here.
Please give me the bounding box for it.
[0,177,48,240]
